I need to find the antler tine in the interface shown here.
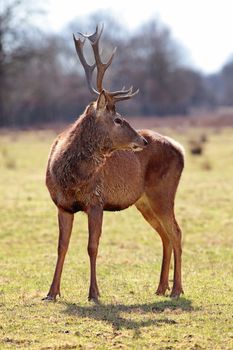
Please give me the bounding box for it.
[73,34,98,95]
[109,86,134,97]
[108,86,140,98]
[77,24,101,43]
[84,24,117,92]
[112,88,139,102]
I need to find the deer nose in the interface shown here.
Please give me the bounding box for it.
[142,137,148,146]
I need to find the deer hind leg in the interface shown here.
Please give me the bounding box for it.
[87,206,103,302]
[146,194,183,298]
[43,208,74,301]
[135,196,172,296]
[161,214,183,298]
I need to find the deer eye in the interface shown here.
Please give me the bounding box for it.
[114,118,123,125]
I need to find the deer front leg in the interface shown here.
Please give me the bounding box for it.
[87,206,103,302]
[43,209,74,301]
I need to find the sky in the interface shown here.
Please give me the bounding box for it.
[45,0,233,74]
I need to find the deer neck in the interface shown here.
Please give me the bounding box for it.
[64,115,109,184]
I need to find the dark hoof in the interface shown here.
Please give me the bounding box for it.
[42,295,57,302]
[88,296,100,303]
[156,290,166,296]
[170,288,184,298]
[88,286,100,303]
[156,285,170,296]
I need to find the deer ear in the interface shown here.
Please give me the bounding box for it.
[96,90,107,111]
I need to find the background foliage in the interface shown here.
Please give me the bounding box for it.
[1,1,233,126]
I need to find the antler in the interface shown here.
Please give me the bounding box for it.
[73,24,139,103]
[73,35,97,95]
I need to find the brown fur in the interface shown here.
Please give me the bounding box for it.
[43,93,184,302]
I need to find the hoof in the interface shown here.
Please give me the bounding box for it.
[88,295,100,304]
[88,286,100,303]
[88,290,100,303]
[42,294,57,302]
[170,288,184,298]
[156,284,170,296]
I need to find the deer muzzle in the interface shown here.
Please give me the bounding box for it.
[130,136,148,152]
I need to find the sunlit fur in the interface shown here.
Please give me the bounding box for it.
[44,95,184,302]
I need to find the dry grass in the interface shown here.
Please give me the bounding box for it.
[0,126,233,349]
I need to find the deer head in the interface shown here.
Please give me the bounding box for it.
[73,24,148,153]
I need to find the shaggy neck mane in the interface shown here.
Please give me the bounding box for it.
[70,112,103,158]
[56,107,110,188]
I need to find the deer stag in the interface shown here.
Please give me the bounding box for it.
[43,24,184,302]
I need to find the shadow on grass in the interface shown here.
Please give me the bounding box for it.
[62,297,194,332]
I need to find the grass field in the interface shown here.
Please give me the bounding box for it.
[0,126,233,349]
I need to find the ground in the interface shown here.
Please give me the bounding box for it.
[0,124,233,349]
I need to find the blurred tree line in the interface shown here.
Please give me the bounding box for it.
[1,1,233,127]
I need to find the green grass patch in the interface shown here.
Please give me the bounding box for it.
[0,128,233,349]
